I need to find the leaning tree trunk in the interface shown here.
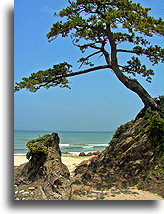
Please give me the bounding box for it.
[105,24,157,110]
[113,66,158,109]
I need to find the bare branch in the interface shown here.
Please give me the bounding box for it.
[54,64,112,80]
[72,41,102,51]
[116,49,137,54]
[98,53,104,59]
[34,64,112,89]
[78,50,102,68]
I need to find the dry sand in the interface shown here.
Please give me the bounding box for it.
[14,155,91,173]
[14,155,163,200]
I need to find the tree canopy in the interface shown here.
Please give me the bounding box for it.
[14,0,163,108]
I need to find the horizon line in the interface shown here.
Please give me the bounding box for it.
[14,129,114,133]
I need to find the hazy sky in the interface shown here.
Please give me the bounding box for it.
[14,0,163,132]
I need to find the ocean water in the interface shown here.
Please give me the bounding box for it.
[14,130,114,156]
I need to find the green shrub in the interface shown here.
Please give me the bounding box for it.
[147,115,163,155]
[155,95,164,113]
[103,121,132,157]
[109,138,118,146]
[26,134,51,160]
[147,115,163,137]
[113,121,132,139]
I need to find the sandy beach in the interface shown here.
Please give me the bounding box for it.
[14,155,163,200]
[14,155,92,174]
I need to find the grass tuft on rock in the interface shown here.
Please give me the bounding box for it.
[26,134,52,160]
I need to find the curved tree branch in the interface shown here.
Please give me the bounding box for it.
[14,64,112,92]
[55,64,112,79]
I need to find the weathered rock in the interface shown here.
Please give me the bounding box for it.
[28,187,35,190]
[79,152,86,156]
[93,151,101,155]
[73,98,163,197]
[137,160,163,197]
[14,133,72,200]
[86,152,93,156]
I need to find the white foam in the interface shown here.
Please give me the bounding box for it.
[68,152,80,156]
[60,144,70,147]
[83,145,94,149]
[86,144,108,147]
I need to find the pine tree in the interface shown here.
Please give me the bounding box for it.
[15,0,164,109]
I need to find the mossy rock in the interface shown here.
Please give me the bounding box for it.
[26,134,52,160]
[113,121,133,139]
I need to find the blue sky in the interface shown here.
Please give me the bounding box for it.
[14,0,163,132]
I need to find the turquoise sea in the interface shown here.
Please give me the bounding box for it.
[14,130,114,156]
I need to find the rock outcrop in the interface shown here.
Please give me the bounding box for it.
[73,97,163,197]
[14,97,163,200]
[14,133,72,200]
